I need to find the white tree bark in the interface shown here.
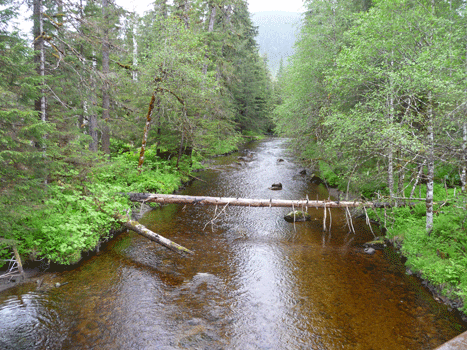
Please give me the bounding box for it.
[426,1,436,233]
[89,52,99,152]
[125,193,390,208]
[387,51,395,201]
[426,91,435,233]
[462,43,467,191]
[132,24,138,81]
[34,0,47,124]
[115,214,193,255]
[101,0,111,155]
[462,122,467,191]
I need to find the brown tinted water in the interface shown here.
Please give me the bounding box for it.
[1,138,466,350]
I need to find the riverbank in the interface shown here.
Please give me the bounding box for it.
[309,160,467,320]
[0,136,262,293]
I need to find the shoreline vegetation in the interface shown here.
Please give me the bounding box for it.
[311,159,467,320]
[0,134,263,291]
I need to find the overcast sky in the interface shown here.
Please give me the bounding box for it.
[13,0,304,36]
[248,0,304,13]
[118,0,305,15]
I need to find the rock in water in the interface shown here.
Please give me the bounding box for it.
[363,237,387,250]
[284,210,311,222]
[269,183,282,190]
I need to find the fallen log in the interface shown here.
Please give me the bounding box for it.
[114,214,194,256]
[125,193,375,208]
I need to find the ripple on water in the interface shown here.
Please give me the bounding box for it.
[0,292,67,350]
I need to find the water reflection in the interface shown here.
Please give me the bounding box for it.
[0,138,465,350]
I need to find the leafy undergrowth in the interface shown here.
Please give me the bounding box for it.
[0,147,203,267]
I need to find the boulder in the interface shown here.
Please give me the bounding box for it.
[284,210,311,222]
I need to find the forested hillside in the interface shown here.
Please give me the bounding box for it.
[0,0,273,266]
[273,0,467,312]
[251,11,301,75]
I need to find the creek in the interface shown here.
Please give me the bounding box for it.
[0,138,466,349]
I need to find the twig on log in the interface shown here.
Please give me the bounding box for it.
[292,203,296,231]
[364,207,376,238]
[345,206,356,234]
[203,202,229,231]
[323,201,327,232]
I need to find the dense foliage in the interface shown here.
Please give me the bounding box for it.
[0,0,272,267]
[274,0,467,312]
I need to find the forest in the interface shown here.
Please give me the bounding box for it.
[1,0,273,264]
[1,0,467,315]
[275,0,467,313]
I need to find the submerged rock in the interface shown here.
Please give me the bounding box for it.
[363,237,387,250]
[309,174,325,185]
[284,210,311,222]
[269,183,283,190]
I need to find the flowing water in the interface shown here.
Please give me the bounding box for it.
[1,138,466,350]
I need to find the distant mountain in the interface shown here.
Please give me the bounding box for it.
[252,11,302,76]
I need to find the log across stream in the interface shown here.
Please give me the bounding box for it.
[0,138,466,350]
[125,192,395,208]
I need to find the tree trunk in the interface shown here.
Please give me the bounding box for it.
[138,94,157,173]
[388,148,394,200]
[426,91,435,234]
[410,160,426,199]
[89,52,99,152]
[202,4,216,75]
[462,42,467,191]
[387,52,395,200]
[101,0,111,155]
[33,0,47,125]
[124,193,392,208]
[176,126,185,168]
[462,121,467,191]
[89,113,99,152]
[132,24,138,81]
[115,214,193,255]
